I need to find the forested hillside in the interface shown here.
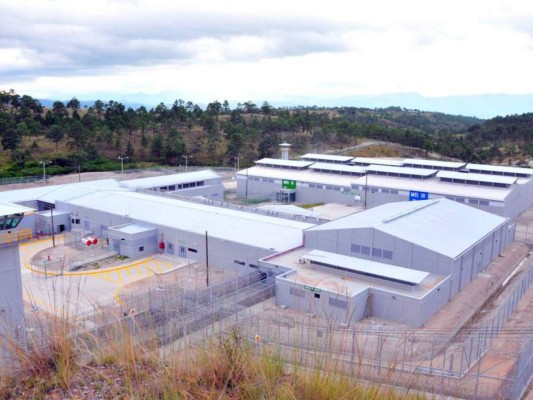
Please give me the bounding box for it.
[0,90,531,178]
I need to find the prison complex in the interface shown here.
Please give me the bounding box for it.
[236,153,533,220]
[0,156,528,327]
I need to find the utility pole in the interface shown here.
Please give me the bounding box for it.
[182,155,192,172]
[118,156,129,174]
[39,160,51,182]
[205,231,209,287]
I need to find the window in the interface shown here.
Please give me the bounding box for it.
[479,200,489,206]
[361,246,370,255]
[168,185,176,191]
[383,250,393,260]
[314,293,321,299]
[139,246,144,252]
[372,248,382,257]
[168,243,174,250]
[234,260,245,265]
[249,264,258,269]
[75,218,80,224]
[188,248,198,253]
[390,189,399,195]
[469,199,479,205]
[197,181,205,186]
[351,244,361,253]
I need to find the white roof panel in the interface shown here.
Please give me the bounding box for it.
[64,191,314,252]
[0,179,126,205]
[307,199,507,258]
[303,249,429,285]
[255,158,314,168]
[366,164,437,177]
[121,170,221,189]
[299,153,354,163]
[466,164,533,176]
[403,158,466,169]
[351,157,404,167]
[238,166,513,201]
[437,171,517,185]
[110,223,157,235]
[309,163,367,174]
[0,202,34,216]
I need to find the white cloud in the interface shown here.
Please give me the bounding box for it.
[1,0,533,105]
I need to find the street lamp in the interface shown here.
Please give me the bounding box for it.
[234,156,240,171]
[182,155,192,172]
[39,160,51,182]
[118,156,129,174]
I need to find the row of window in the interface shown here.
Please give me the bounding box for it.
[445,196,490,206]
[439,177,510,188]
[308,183,343,191]
[351,244,393,260]
[160,180,205,191]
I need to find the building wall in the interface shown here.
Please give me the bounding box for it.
[305,220,514,299]
[275,276,369,324]
[173,183,223,199]
[57,201,286,274]
[237,170,532,220]
[0,244,24,339]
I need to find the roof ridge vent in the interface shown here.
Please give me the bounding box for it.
[382,199,440,224]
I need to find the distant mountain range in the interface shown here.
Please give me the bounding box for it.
[38,93,533,119]
[270,93,533,119]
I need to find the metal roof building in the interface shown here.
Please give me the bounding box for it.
[304,199,513,296]
[120,170,223,199]
[262,198,514,326]
[57,190,314,271]
[236,155,533,220]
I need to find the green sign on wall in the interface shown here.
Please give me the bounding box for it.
[282,179,297,189]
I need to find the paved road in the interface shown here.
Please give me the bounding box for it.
[19,238,179,315]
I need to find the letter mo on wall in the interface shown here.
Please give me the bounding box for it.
[409,190,429,201]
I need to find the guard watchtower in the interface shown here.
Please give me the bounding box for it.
[0,203,33,339]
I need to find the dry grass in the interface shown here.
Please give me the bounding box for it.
[0,319,429,400]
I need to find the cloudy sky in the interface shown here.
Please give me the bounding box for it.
[1,0,533,114]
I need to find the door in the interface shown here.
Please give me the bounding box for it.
[179,245,187,258]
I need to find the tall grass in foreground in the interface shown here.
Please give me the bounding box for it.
[0,317,429,400]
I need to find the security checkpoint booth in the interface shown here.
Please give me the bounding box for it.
[107,223,158,260]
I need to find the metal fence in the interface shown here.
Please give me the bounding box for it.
[17,241,533,399]
[0,175,43,186]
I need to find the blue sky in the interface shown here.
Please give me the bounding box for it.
[1,0,532,117]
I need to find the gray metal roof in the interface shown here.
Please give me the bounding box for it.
[63,191,314,252]
[299,153,354,163]
[403,158,466,169]
[466,163,533,176]
[350,157,404,167]
[0,179,125,205]
[255,158,314,168]
[307,199,507,259]
[120,170,221,190]
[437,171,517,185]
[303,249,429,285]
[366,164,438,177]
[309,163,367,174]
[109,223,158,235]
[0,202,34,217]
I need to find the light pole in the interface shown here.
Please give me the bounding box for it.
[182,155,192,172]
[39,160,51,182]
[234,156,240,171]
[118,156,129,174]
